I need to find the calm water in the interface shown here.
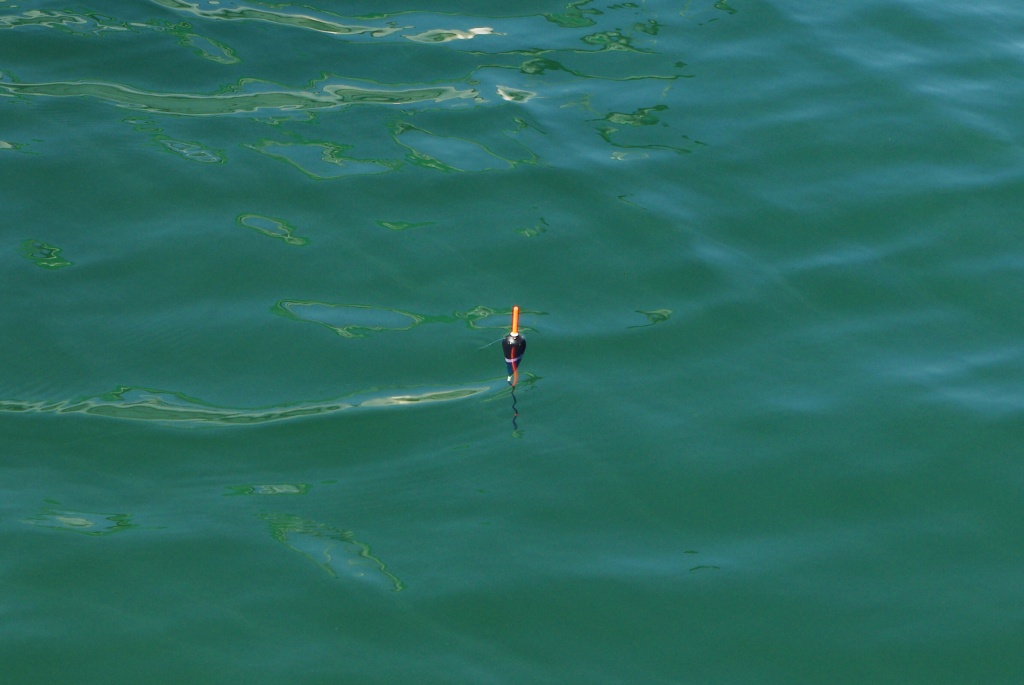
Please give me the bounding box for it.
[3,1,1023,682]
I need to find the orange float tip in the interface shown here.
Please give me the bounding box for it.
[511,305,520,335]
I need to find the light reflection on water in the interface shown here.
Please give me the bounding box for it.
[20,239,73,269]
[0,383,492,425]
[23,503,138,536]
[237,213,309,245]
[272,302,538,337]
[0,79,478,116]
[260,512,405,591]
[0,0,698,184]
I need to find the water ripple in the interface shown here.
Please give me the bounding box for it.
[21,239,72,269]
[238,214,308,245]
[273,302,426,338]
[0,78,477,116]
[1,8,239,64]
[23,503,138,536]
[273,301,538,337]
[160,138,224,163]
[226,483,311,496]
[0,383,490,425]
[149,0,407,38]
[260,512,405,591]
[405,27,496,43]
[245,138,398,179]
[1,2,705,173]
[0,8,134,35]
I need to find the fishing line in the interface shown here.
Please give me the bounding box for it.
[511,385,519,432]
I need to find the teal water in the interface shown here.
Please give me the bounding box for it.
[3,1,1023,682]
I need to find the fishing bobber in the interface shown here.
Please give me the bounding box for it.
[502,305,526,385]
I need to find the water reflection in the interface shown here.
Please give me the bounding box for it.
[274,301,540,336]
[497,86,536,103]
[404,27,496,43]
[245,138,396,179]
[149,0,407,37]
[123,116,226,163]
[581,29,646,51]
[630,309,673,328]
[0,8,240,64]
[238,214,308,245]
[516,218,549,238]
[596,105,696,154]
[0,79,477,116]
[392,122,513,172]
[273,301,426,338]
[21,239,72,269]
[226,483,310,496]
[160,22,240,64]
[544,0,600,29]
[260,512,405,591]
[0,383,489,425]
[160,138,224,163]
[0,1,730,177]
[24,503,137,536]
[0,8,135,34]
[377,220,436,231]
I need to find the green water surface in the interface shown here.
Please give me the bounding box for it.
[2,1,1023,683]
